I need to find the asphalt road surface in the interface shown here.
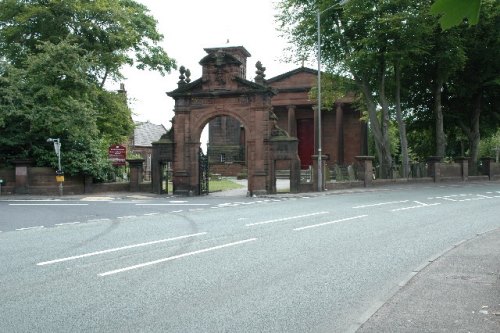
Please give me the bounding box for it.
[1,182,499,332]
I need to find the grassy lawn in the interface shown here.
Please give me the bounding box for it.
[208,178,245,192]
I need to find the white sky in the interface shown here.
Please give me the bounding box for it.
[114,0,308,129]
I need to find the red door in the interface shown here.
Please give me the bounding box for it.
[297,119,314,169]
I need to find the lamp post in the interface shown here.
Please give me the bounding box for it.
[47,138,63,195]
[316,1,349,192]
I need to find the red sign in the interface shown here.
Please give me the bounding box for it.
[108,145,126,166]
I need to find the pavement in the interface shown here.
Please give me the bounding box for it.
[356,227,500,333]
[1,179,499,332]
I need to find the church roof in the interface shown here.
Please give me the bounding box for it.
[266,67,317,84]
[133,121,167,147]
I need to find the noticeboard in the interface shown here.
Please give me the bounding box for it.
[108,145,127,166]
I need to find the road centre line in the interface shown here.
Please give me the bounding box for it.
[9,203,89,206]
[392,203,441,212]
[117,215,137,219]
[36,232,207,266]
[245,212,329,227]
[55,222,81,226]
[353,200,409,209]
[87,218,111,222]
[98,238,257,277]
[16,226,45,231]
[143,213,159,216]
[293,215,368,231]
[135,203,209,206]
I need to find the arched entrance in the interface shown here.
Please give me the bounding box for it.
[166,46,280,196]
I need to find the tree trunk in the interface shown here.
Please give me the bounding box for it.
[356,76,392,179]
[468,92,481,175]
[378,68,393,178]
[394,62,410,177]
[434,77,446,157]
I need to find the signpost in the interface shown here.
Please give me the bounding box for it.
[108,145,127,166]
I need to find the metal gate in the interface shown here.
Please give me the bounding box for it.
[199,149,209,195]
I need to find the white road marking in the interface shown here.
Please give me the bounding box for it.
[9,203,88,206]
[136,203,209,206]
[392,203,441,212]
[98,238,257,277]
[353,200,409,208]
[16,226,45,231]
[172,210,183,213]
[170,201,187,203]
[117,215,137,219]
[294,215,369,231]
[245,212,329,227]
[143,213,159,216]
[36,232,208,266]
[55,222,81,226]
[87,218,111,223]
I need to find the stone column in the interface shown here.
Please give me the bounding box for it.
[127,159,144,192]
[335,103,344,165]
[287,105,297,138]
[455,157,470,181]
[13,159,34,194]
[355,156,375,187]
[427,156,443,182]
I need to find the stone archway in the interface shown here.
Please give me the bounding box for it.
[166,46,279,196]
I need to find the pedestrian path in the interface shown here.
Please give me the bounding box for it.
[356,228,500,333]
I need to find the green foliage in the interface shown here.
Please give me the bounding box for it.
[479,129,500,158]
[431,0,482,30]
[0,0,174,176]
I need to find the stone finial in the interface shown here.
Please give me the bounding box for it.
[255,61,266,84]
[178,66,186,86]
[185,68,191,83]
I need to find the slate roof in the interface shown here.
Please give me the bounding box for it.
[133,121,167,147]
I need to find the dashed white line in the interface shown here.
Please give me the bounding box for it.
[37,232,208,266]
[392,203,441,212]
[353,200,409,208]
[293,215,368,231]
[245,212,329,227]
[117,215,137,219]
[87,218,111,223]
[143,213,159,216]
[16,226,45,231]
[136,203,209,206]
[55,222,81,226]
[9,203,88,206]
[172,210,183,213]
[98,238,257,277]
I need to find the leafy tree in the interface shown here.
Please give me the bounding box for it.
[0,0,175,176]
[0,0,175,87]
[431,0,482,30]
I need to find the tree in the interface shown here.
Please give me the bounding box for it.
[0,0,175,87]
[277,0,432,177]
[431,0,482,30]
[0,0,175,176]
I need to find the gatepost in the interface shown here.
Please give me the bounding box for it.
[355,156,375,187]
[127,159,144,192]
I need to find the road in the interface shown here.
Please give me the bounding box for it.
[1,182,499,332]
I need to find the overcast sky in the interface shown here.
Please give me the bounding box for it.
[116,0,307,129]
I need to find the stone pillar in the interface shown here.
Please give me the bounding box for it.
[287,105,297,138]
[13,159,34,194]
[84,175,93,194]
[355,156,375,187]
[427,156,442,182]
[480,157,494,180]
[127,159,144,192]
[455,157,470,181]
[335,103,344,165]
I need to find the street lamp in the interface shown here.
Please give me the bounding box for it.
[316,0,349,191]
[47,138,63,195]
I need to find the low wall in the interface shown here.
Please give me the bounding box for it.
[210,163,245,177]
